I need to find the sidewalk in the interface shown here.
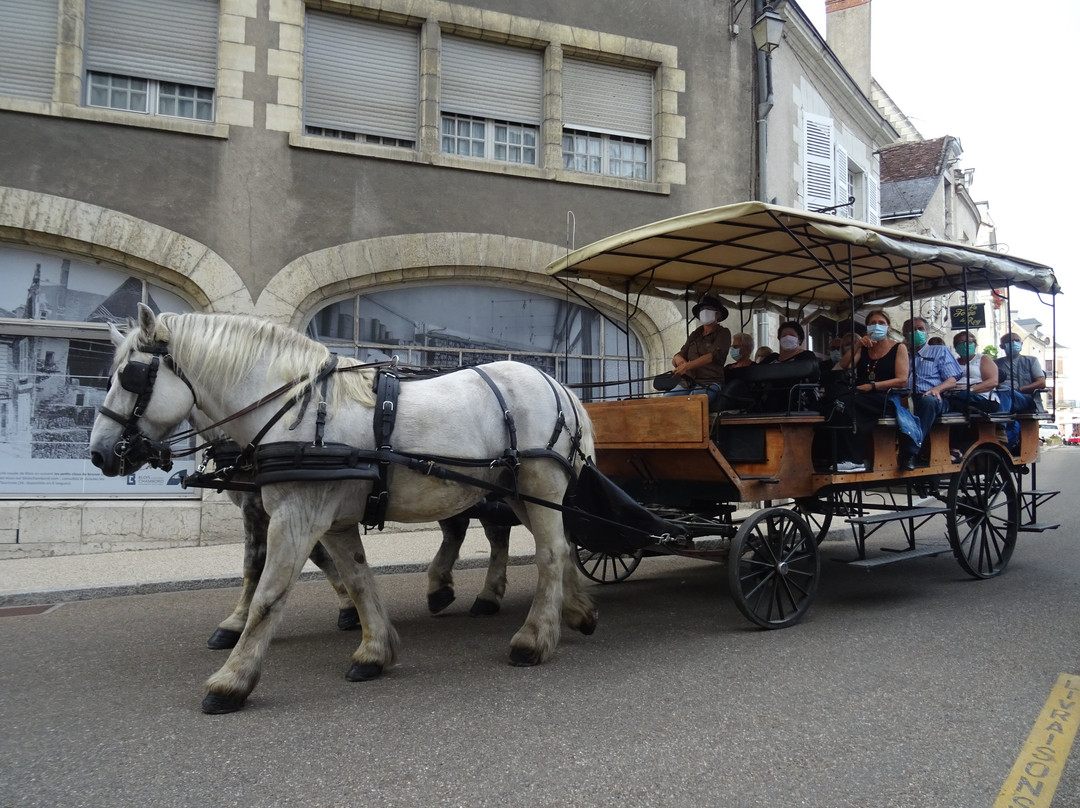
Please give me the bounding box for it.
[0,525,538,607]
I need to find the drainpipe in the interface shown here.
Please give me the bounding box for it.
[754,0,774,202]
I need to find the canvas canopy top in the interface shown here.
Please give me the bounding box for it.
[544,202,1058,315]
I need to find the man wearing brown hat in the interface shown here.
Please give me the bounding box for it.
[665,295,732,409]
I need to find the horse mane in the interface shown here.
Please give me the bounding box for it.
[146,313,378,409]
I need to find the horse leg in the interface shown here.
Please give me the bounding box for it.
[316,523,400,682]
[308,541,360,631]
[207,490,268,650]
[506,468,598,666]
[202,508,324,714]
[560,537,598,636]
[470,519,510,616]
[427,514,468,614]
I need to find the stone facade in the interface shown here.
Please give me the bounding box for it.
[0,0,763,556]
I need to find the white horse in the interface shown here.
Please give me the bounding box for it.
[89,305,597,713]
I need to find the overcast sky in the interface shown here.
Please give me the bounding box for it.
[800,0,1078,345]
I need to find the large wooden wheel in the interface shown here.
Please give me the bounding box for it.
[572,544,644,583]
[728,507,819,629]
[946,445,1019,579]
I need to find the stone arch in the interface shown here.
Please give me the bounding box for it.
[255,231,677,370]
[0,186,253,313]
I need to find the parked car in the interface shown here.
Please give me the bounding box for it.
[1039,424,1061,444]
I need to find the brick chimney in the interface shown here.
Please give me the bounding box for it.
[825,0,872,97]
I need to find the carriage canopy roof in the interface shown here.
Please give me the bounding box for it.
[545,202,1058,314]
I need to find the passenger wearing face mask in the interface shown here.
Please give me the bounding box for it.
[755,321,820,412]
[815,310,909,472]
[724,332,755,376]
[995,332,1046,412]
[902,316,962,468]
[666,295,732,409]
[948,330,1000,415]
[819,332,855,403]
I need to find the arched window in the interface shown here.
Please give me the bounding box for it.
[306,284,643,401]
[0,245,195,496]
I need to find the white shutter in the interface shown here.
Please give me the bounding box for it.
[441,36,542,124]
[834,146,850,216]
[0,0,57,100]
[563,59,653,139]
[85,0,219,87]
[803,112,834,212]
[867,173,880,225]
[866,151,881,224]
[304,12,419,141]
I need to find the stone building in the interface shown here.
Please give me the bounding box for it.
[0,0,897,555]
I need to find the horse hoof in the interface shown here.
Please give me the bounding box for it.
[202,691,246,714]
[346,662,383,682]
[508,646,541,667]
[577,609,599,636]
[427,587,456,614]
[206,628,241,650]
[469,597,500,616]
[337,606,360,631]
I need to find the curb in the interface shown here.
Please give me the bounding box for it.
[0,553,537,608]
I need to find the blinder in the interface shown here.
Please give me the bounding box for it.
[99,341,195,473]
[119,358,157,396]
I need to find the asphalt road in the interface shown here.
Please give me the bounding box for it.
[2,449,1079,808]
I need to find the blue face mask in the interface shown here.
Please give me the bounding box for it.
[829,349,842,363]
[729,347,742,362]
[867,324,888,341]
[1006,341,1023,356]
[956,343,976,359]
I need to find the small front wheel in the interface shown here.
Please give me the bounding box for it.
[728,507,819,629]
[572,544,644,583]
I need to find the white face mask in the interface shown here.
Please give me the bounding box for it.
[779,335,800,351]
[698,309,717,325]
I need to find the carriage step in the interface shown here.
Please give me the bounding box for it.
[738,475,780,483]
[845,506,950,526]
[844,545,951,568]
[1018,522,1060,533]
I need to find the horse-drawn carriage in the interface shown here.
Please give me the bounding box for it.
[88,202,1059,712]
[549,202,1060,628]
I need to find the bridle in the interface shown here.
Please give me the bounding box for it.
[98,341,197,473]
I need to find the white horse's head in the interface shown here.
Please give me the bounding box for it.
[88,304,197,477]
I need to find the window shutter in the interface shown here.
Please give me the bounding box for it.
[440,36,542,125]
[563,59,653,139]
[834,145,850,217]
[803,112,834,212]
[303,12,419,141]
[84,0,219,87]
[866,174,880,225]
[0,0,57,100]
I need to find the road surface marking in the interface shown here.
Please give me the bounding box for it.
[994,673,1078,807]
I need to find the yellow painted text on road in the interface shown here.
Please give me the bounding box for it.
[994,673,1079,808]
